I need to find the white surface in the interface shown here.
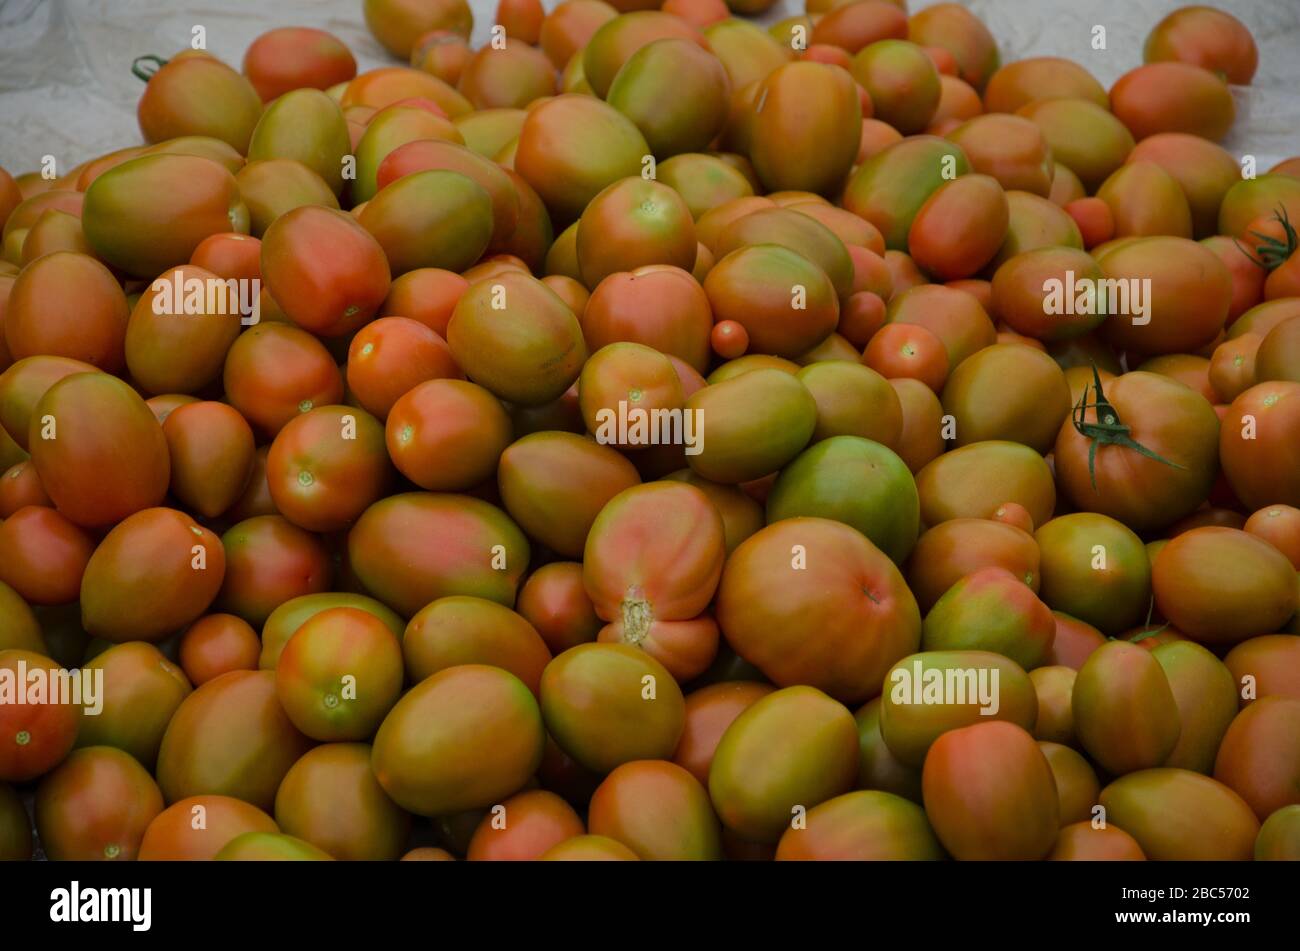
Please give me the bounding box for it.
[0,0,1297,177]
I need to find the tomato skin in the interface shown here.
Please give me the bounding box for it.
[35,746,164,861]
[1224,635,1300,707]
[941,343,1071,453]
[266,405,392,534]
[179,614,260,686]
[709,685,859,844]
[270,742,407,861]
[29,372,170,530]
[222,323,344,439]
[1099,768,1259,861]
[262,206,391,337]
[1110,62,1235,142]
[404,596,551,695]
[83,154,248,278]
[1153,527,1298,646]
[843,136,971,251]
[155,669,312,811]
[347,493,529,618]
[907,517,1039,613]
[219,515,333,628]
[1055,371,1220,533]
[0,649,81,783]
[1144,5,1257,84]
[1220,381,1300,510]
[718,517,920,704]
[907,175,1007,280]
[587,760,721,860]
[0,506,93,606]
[1035,512,1150,636]
[921,567,1055,670]
[917,439,1056,529]
[922,721,1059,860]
[163,401,256,520]
[1152,640,1239,774]
[983,56,1107,114]
[6,252,127,373]
[541,643,684,774]
[1072,640,1181,776]
[1048,822,1146,861]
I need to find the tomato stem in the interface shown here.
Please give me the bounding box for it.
[1235,204,1298,271]
[131,54,167,82]
[1071,363,1186,491]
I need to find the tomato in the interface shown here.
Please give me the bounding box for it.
[373,664,542,816]
[0,649,80,782]
[1037,739,1096,824]
[1224,635,1300,707]
[1110,62,1235,142]
[5,252,126,373]
[776,789,943,861]
[82,155,247,277]
[246,91,350,198]
[0,506,92,606]
[1065,198,1115,249]
[945,114,1051,198]
[941,343,1071,453]
[352,104,463,204]
[218,515,333,627]
[1256,316,1300,382]
[404,596,550,694]
[1072,640,1180,775]
[258,597,399,677]
[922,721,1059,860]
[887,377,945,473]
[464,788,582,861]
[685,368,817,483]
[716,208,854,299]
[1034,512,1150,636]
[922,567,1054,670]
[539,1,617,68]
[75,641,190,769]
[1144,5,1257,84]
[155,670,311,811]
[76,507,222,643]
[215,831,334,860]
[1099,768,1259,861]
[0,583,44,654]
[358,171,494,276]
[348,493,528,618]
[243,27,356,101]
[33,746,162,861]
[222,323,344,438]
[587,760,722,860]
[578,342,684,445]
[363,0,472,58]
[983,57,1107,113]
[265,742,406,862]
[795,362,902,448]
[718,517,920,704]
[498,431,639,558]
[1220,381,1300,509]
[273,606,403,742]
[266,405,391,533]
[1150,639,1238,774]
[540,834,637,861]
[1055,370,1219,532]
[843,136,971,251]
[1048,822,1146,861]
[515,562,602,655]
[539,642,684,774]
[514,95,650,224]
[178,614,260,686]
[136,55,262,151]
[262,206,390,337]
[1014,98,1133,194]
[235,160,336,238]
[1153,527,1297,646]
[1255,804,1300,860]
[906,518,1038,615]
[767,436,918,564]
[906,175,1007,281]
[709,685,858,843]
[0,460,50,517]
[1097,163,1194,240]
[447,271,587,406]
[606,39,729,160]
[28,372,169,529]
[916,440,1056,528]
[581,482,723,677]
[160,402,253,519]
[138,794,278,860]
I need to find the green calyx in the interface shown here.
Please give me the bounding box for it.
[1071,363,1185,492]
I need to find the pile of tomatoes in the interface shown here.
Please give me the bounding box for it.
[1,0,1298,863]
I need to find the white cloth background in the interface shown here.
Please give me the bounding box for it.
[0,1,1297,187]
